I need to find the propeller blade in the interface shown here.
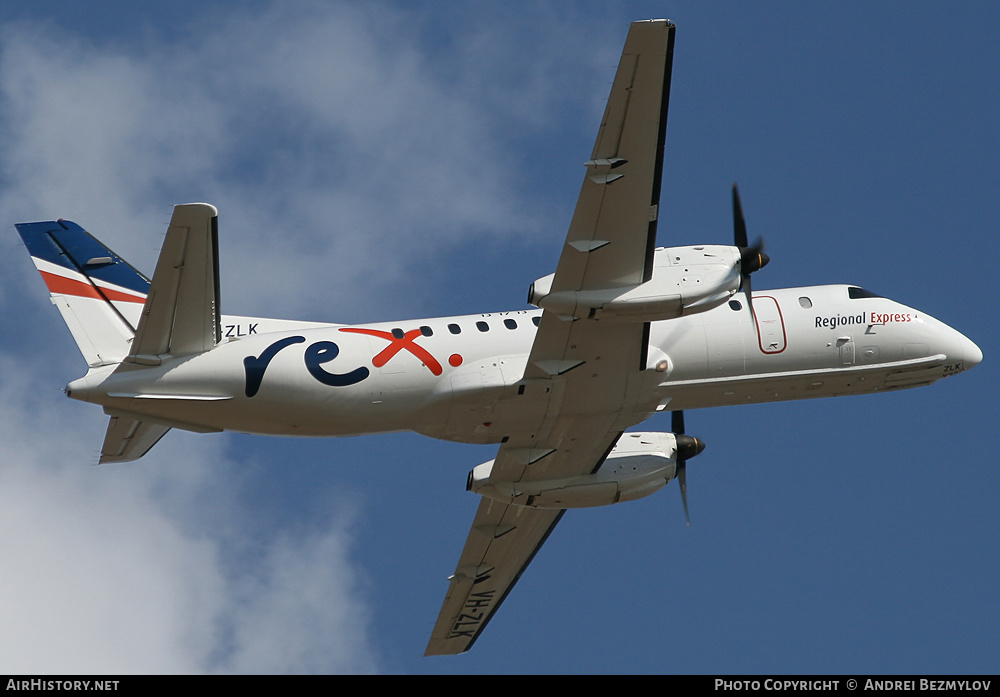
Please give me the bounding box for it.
[730,183,768,332]
[672,410,685,436]
[732,183,769,288]
[671,411,705,526]
[744,270,756,325]
[732,183,748,248]
[678,461,690,526]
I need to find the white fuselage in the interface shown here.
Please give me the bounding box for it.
[66,283,981,444]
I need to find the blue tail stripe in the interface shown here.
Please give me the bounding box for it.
[15,220,150,296]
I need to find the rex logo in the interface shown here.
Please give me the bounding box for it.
[242,326,452,397]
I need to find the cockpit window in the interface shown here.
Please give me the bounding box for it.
[848,287,884,300]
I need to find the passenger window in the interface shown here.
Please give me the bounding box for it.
[476,321,489,332]
[729,300,742,311]
[504,319,517,330]
[532,316,540,327]
[391,328,404,339]
[448,323,461,335]
[419,325,433,337]
[798,297,812,309]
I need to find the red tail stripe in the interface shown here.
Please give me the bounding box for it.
[39,270,146,304]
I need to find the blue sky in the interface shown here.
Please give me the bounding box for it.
[0,1,995,674]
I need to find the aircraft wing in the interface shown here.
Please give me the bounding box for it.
[523,18,676,427]
[426,20,675,655]
[130,203,221,360]
[425,416,625,656]
[425,499,564,656]
[546,19,675,300]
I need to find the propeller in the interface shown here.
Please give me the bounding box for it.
[672,410,706,526]
[731,183,769,324]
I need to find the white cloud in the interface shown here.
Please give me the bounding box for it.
[0,356,376,674]
[0,2,621,673]
[0,3,609,321]
[218,524,374,674]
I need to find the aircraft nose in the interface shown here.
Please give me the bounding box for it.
[945,327,982,372]
[959,334,983,370]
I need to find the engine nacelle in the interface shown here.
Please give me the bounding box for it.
[527,245,741,322]
[468,432,679,509]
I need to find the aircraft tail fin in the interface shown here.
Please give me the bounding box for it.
[15,220,150,367]
[19,206,224,464]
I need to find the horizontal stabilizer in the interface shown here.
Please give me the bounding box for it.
[100,414,171,464]
[131,203,221,360]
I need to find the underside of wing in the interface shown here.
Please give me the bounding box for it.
[427,403,638,655]
[130,203,221,360]
[525,19,676,393]
[425,500,563,656]
[550,19,675,295]
[427,20,677,656]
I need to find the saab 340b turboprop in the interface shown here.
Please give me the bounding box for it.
[14,20,982,655]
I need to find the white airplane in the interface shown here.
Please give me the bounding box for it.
[15,20,981,656]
